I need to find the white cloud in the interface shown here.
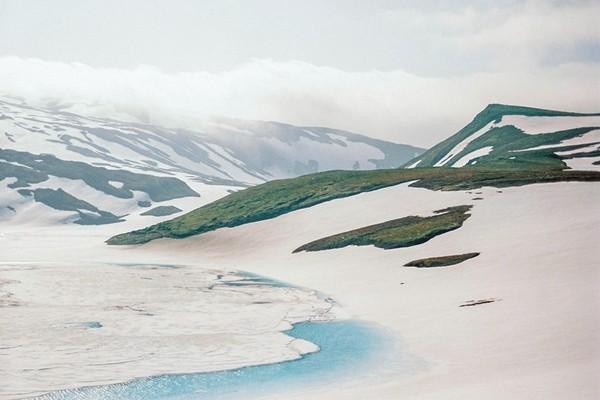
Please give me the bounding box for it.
[0,56,598,147]
[374,0,600,73]
[450,1,600,70]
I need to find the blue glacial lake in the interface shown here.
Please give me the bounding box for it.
[36,320,392,400]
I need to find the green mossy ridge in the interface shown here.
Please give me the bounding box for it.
[404,104,600,168]
[106,167,600,245]
[141,205,182,217]
[293,205,472,253]
[404,252,480,268]
[18,188,123,225]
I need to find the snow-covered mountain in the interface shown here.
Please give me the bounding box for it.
[0,98,422,225]
[404,104,600,170]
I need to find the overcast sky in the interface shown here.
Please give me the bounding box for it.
[0,0,598,146]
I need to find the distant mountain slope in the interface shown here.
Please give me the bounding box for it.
[0,99,422,185]
[403,104,600,170]
[0,147,198,225]
[0,98,422,225]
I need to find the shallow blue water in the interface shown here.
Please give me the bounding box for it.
[37,320,391,400]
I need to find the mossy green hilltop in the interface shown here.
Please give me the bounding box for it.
[403,104,600,169]
[106,167,600,245]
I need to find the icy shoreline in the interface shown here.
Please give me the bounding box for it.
[31,320,392,400]
[0,263,338,399]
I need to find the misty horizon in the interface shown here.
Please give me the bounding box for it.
[1,0,598,147]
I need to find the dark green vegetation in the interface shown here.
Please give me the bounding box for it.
[404,104,600,169]
[293,205,472,253]
[141,205,182,217]
[0,160,47,188]
[107,167,600,245]
[404,252,480,268]
[0,148,198,201]
[459,298,498,307]
[18,188,123,225]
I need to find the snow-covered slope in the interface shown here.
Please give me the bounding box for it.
[405,104,600,170]
[0,98,422,226]
[138,181,599,400]
[5,181,596,400]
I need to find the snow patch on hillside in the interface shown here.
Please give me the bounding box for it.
[513,129,600,153]
[405,159,422,169]
[564,157,600,172]
[452,146,494,167]
[434,121,495,166]
[498,115,600,135]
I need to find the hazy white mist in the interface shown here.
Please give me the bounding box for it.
[0,0,598,146]
[1,57,598,146]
